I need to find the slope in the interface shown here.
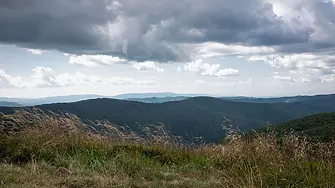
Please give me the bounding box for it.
[265,113,335,141]
[1,97,332,143]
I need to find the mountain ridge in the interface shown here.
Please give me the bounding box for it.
[113,92,209,99]
[1,96,334,143]
[0,101,22,107]
[1,93,335,106]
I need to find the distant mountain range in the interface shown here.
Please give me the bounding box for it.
[1,95,334,143]
[1,92,335,106]
[0,94,104,106]
[113,92,208,99]
[221,94,335,104]
[126,96,189,103]
[0,101,22,107]
[0,93,203,106]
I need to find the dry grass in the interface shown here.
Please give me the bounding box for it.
[0,109,335,188]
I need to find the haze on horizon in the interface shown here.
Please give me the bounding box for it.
[1,0,335,98]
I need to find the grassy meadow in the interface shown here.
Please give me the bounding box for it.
[0,110,334,188]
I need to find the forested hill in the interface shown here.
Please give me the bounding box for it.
[0,97,333,143]
[222,94,335,107]
[262,113,335,141]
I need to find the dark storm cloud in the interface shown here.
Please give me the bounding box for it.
[136,0,313,46]
[0,0,333,62]
[0,0,116,52]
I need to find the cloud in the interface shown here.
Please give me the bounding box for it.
[69,54,165,72]
[184,59,239,78]
[2,0,334,63]
[132,61,164,72]
[31,66,59,87]
[69,54,128,67]
[272,72,311,83]
[30,66,156,88]
[249,54,335,70]
[319,74,335,83]
[25,48,47,55]
[0,69,23,88]
[193,42,276,59]
[250,53,335,82]
[269,0,335,51]
[272,72,296,83]
[0,67,156,89]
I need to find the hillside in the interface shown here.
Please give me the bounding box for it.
[119,94,335,111]
[0,110,334,187]
[1,97,333,143]
[264,113,335,141]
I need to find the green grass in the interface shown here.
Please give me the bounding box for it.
[0,110,335,187]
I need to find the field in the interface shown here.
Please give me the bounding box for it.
[1,110,334,188]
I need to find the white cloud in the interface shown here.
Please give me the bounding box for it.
[0,69,23,88]
[31,66,58,87]
[184,59,239,78]
[273,75,296,83]
[0,67,157,89]
[30,66,157,88]
[69,54,128,67]
[25,48,47,55]
[132,61,164,72]
[272,72,296,82]
[216,69,239,77]
[319,74,335,83]
[249,54,334,70]
[69,55,165,73]
[193,42,276,59]
[272,72,311,83]
[250,53,335,83]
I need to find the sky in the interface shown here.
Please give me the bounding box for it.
[1,0,335,98]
